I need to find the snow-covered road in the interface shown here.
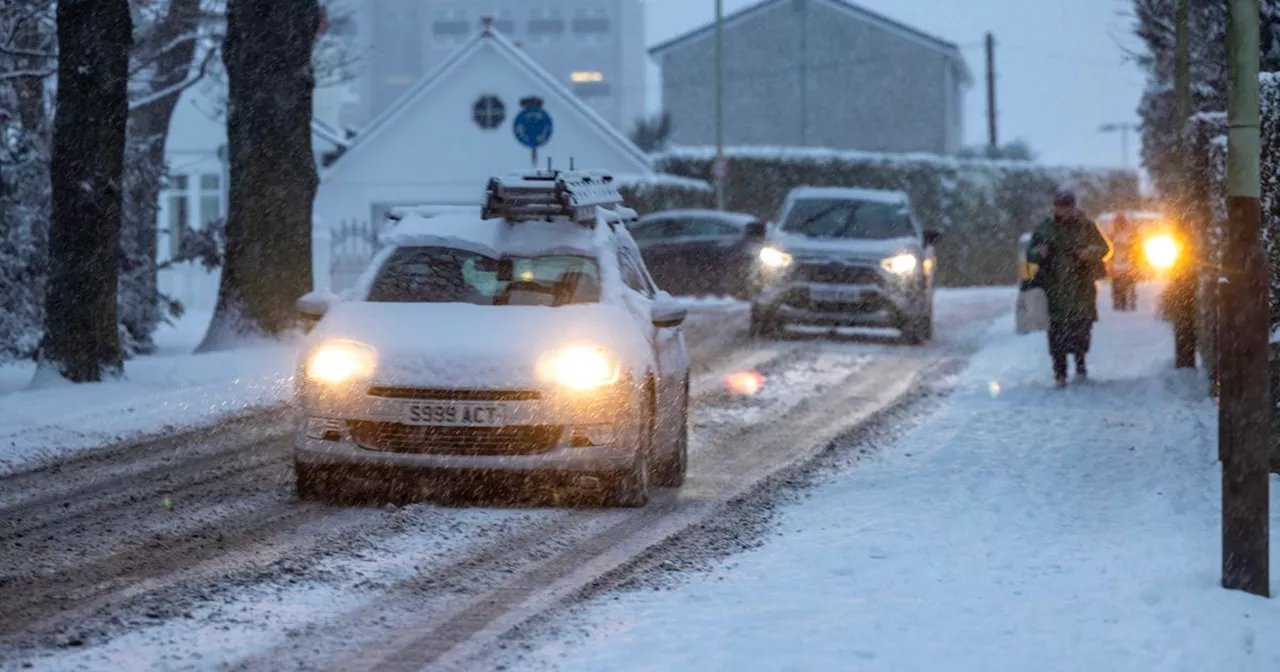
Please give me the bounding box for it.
[0,288,1014,671]
[494,285,1280,672]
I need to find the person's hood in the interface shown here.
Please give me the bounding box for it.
[304,301,653,389]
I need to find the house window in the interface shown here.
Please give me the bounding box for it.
[433,9,470,45]
[572,8,610,44]
[167,174,189,260]
[199,173,221,226]
[573,79,610,97]
[481,16,516,34]
[473,95,505,130]
[526,8,563,44]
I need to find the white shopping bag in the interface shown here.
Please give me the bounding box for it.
[1015,287,1049,335]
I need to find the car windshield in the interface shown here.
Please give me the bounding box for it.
[780,198,914,240]
[366,246,601,306]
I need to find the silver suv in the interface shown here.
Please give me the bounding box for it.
[749,186,940,344]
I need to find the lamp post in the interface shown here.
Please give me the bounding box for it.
[1098,122,1138,170]
[713,0,725,210]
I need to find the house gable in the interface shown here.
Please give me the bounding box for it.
[650,0,970,85]
[320,28,652,189]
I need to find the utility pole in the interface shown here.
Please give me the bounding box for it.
[796,0,809,146]
[713,0,725,210]
[1221,0,1268,597]
[985,32,997,149]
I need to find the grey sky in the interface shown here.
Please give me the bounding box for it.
[643,0,1145,170]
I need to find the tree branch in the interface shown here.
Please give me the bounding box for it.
[128,46,217,111]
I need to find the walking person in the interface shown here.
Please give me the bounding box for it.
[1109,212,1139,311]
[1026,190,1112,387]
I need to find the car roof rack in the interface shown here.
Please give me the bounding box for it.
[482,169,626,226]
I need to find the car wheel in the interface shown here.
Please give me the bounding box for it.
[604,396,653,507]
[900,312,933,345]
[653,378,689,488]
[295,460,339,502]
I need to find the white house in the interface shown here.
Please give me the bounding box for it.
[157,37,352,312]
[313,22,655,291]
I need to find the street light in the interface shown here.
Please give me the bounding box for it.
[713,0,725,210]
[1098,122,1138,170]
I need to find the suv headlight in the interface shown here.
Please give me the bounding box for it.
[759,246,793,269]
[305,340,378,385]
[537,345,620,390]
[881,253,918,275]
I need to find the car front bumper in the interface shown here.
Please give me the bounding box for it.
[292,385,643,479]
[753,274,926,328]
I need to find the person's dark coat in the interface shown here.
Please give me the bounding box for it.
[1025,210,1112,323]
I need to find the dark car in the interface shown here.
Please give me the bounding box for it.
[626,209,768,298]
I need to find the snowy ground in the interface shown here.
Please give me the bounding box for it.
[0,311,296,476]
[507,285,1280,672]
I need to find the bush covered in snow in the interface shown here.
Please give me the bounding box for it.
[616,172,714,215]
[654,147,1141,287]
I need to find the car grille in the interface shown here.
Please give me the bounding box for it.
[794,263,881,286]
[365,387,541,401]
[783,288,893,313]
[347,422,563,456]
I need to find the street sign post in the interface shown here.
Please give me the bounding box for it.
[711,156,728,181]
[513,96,553,169]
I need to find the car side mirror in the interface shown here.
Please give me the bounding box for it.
[923,229,942,246]
[652,298,688,328]
[297,290,340,322]
[745,221,767,239]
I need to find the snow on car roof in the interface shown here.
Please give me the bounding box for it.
[786,186,910,205]
[635,209,758,225]
[383,210,614,258]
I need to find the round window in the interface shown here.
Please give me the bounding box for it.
[473,95,505,130]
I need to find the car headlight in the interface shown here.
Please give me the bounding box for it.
[881,253,919,275]
[1143,234,1179,270]
[758,246,793,269]
[305,340,378,385]
[538,345,620,390]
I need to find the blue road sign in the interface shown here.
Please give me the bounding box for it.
[513,97,553,149]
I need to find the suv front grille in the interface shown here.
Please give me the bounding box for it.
[794,263,881,286]
[347,422,562,456]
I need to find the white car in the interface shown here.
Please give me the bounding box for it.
[294,170,692,507]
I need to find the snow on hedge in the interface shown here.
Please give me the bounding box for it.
[611,172,713,193]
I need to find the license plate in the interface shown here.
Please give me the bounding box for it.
[810,288,863,303]
[403,403,505,426]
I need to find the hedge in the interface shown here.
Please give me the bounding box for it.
[1185,72,1280,346]
[614,173,714,215]
[651,147,1143,287]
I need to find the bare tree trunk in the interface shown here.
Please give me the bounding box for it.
[198,0,320,352]
[38,0,132,382]
[120,0,202,352]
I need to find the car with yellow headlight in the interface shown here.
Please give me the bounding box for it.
[292,170,691,507]
[749,186,940,344]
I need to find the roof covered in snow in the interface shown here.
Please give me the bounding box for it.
[382,210,618,260]
[320,27,652,183]
[636,209,759,225]
[785,186,910,205]
[649,0,971,85]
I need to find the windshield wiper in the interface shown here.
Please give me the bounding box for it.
[786,203,854,237]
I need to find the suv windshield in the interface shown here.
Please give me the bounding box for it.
[367,246,601,306]
[780,198,915,240]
